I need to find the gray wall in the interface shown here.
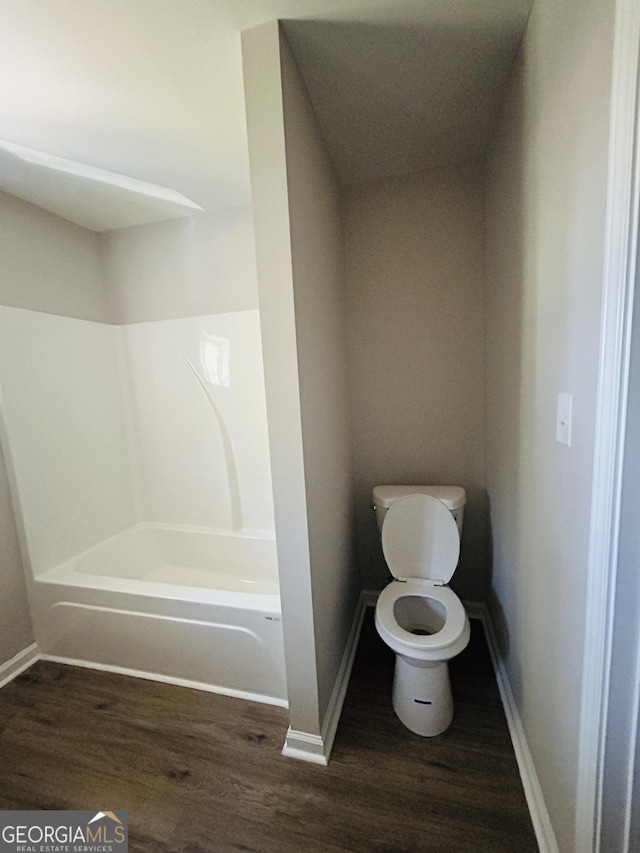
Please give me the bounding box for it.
[0,189,260,328]
[280,30,359,722]
[484,0,615,848]
[343,165,486,600]
[242,20,359,737]
[0,191,108,322]
[102,207,259,324]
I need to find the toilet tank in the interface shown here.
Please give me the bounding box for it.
[372,485,466,537]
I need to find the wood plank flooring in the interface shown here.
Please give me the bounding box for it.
[0,612,537,852]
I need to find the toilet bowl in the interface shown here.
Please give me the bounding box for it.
[373,488,470,737]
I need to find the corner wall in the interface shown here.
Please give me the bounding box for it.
[484,0,615,847]
[0,189,108,668]
[280,29,359,725]
[343,165,486,599]
[242,20,359,752]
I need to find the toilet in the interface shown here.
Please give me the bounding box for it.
[372,485,470,736]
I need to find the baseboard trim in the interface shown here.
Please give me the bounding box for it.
[363,588,380,607]
[475,603,560,853]
[39,654,288,708]
[282,729,328,765]
[282,589,369,765]
[462,599,486,620]
[319,590,368,759]
[0,642,40,688]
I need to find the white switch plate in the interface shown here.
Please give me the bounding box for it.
[556,393,573,446]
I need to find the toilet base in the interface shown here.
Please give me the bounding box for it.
[392,654,454,736]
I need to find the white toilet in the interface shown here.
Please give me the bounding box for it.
[372,485,470,737]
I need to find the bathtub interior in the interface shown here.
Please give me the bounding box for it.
[39,524,280,595]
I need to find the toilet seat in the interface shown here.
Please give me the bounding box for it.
[381,494,460,583]
[376,579,468,658]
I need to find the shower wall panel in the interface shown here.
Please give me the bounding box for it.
[121,310,274,535]
[0,306,136,575]
[0,306,275,580]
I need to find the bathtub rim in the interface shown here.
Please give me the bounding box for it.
[36,568,281,613]
[34,521,281,612]
[31,520,278,574]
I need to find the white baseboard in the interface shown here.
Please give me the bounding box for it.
[39,653,288,708]
[0,642,40,688]
[282,729,328,765]
[475,603,560,853]
[319,590,368,758]
[282,589,369,765]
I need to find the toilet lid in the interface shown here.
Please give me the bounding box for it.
[381,494,460,583]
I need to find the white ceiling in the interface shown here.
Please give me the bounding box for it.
[0,139,204,231]
[0,0,532,230]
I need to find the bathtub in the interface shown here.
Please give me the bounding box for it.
[32,525,287,706]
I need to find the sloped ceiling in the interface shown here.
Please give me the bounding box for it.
[0,0,532,229]
[283,11,530,185]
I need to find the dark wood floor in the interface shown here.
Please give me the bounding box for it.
[0,611,537,852]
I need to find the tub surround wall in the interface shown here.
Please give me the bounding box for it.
[99,206,274,533]
[0,308,136,575]
[0,440,33,669]
[120,312,273,534]
[343,165,486,600]
[484,0,615,848]
[243,21,359,756]
[0,307,274,576]
[0,185,274,562]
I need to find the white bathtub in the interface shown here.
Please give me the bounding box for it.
[32,525,287,706]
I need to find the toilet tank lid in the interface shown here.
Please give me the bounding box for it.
[372,485,466,511]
